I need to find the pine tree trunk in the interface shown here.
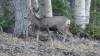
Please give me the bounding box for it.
[13,0,29,37]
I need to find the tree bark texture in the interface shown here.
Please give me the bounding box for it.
[13,0,29,37]
[74,0,86,29]
[44,0,53,17]
[85,0,91,24]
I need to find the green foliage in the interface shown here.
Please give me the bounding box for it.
[0,16,15,30]
[86,0,100,40]
[0,0,15,31]
[84,24,100,40]
[69,22,100,40]
[91,0,100,24]
[51,0,72,18]
[69,21,80,35]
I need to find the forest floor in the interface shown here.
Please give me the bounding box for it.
[0,32,100,56]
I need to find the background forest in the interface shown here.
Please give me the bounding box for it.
[0,0,100,56]
[0,0,100,40]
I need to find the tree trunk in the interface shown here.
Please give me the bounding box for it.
[44,0,53,17]
[74,0,86,29]
[13,0,29,37]
[38,0,45,17]
[85,0,91,24]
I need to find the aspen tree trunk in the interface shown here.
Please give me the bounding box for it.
[13,0,29,37]
[38,0,45,17]
[44,0,53,17]
[31,0,42,19]
[36,0,53,17]
[31,0,39,10]
[28,0,41,19]
[28,0,32,10]
[85,0,91,24]
[74,0,86,29]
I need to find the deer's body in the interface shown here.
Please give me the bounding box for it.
[31,16,70,32]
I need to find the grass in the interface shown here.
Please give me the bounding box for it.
[0,32,100,56]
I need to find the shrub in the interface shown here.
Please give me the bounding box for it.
[0,16,15,31]
[69,21,80,35]
[0,0,15,32]
[85,24,100,40]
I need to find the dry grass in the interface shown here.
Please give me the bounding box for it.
[0,32,100,56]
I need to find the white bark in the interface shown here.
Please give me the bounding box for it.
[85,0,91,24]
[31,0,39,10]
[30,0,42,19]
[13,0,29,36]
[44,0,53,17]
[74,0,86,29]
[33,0,53,17]
[28,0,39,14]
[27,0,32,10]
[38,0,45,16]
